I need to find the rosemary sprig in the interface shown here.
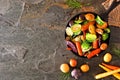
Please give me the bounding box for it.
[60,72,70,80]
[112,47,120,57]
[65,0,82,8]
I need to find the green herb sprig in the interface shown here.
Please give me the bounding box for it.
[65,0,82,8]
[60,72,70,80]
[112,47,120,57]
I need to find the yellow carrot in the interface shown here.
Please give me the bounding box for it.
[99,64,120,79]
[95,68,120,79]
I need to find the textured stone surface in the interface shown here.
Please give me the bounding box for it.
[0,0,25,26]
[0,0,120,80]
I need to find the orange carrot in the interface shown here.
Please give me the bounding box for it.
[81,23,89,31]
[92,39,98,49]
[81,21,95,31]
[75,41,83,56]
[96,22,107,29]
[87,48,101,59]
[83,31,86,40]
[89,21,95,25]
[66,47,72,51]
[102,63,120,70]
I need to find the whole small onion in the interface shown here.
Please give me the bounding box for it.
[71,69,81,79]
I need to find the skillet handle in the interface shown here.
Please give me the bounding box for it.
[100,0,120,21]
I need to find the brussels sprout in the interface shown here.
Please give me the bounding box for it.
[71,24,81,33]
[95,16,104,26]
[81,41,91,52]
[71,24,82,36]
[86,33,97,42]
[74,31,81,36]
[104,28,111,33]
[102,33,109,41]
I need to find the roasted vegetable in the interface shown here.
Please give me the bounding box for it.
[66,40,77,53]
[81,21,95,31]
[87,48,101,59]
[74,36,81,42]
[81,41,91,52]
[75,41,83,56]
[69,20,74,26]
[102,33,109,41]
[96,28,103,35]
[86,33,97,42]
[92,39,98,49]
[74,19,83,24]
[89,24,96,34]
[96,22,107,29]
[71,24,81,32]
[98,35,102,46]
[95,16,104,26]
[100,43,108,50]
[66,27,73,36]
[71,24,81,36]
[104,28,110,33]
[85,13,95,21]
[96,16,108,29]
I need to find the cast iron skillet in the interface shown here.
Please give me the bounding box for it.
[65,0,120,57]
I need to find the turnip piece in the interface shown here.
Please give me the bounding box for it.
[71,69,81,79]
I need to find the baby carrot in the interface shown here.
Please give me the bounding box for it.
[102,63,120,70]
[81,21,95,31]
[87,48,101,59]
[99,64,120,80]
[83,31,86,40]
[75,41,83,56]
[92,39,98,49]
[81,23,89,31]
